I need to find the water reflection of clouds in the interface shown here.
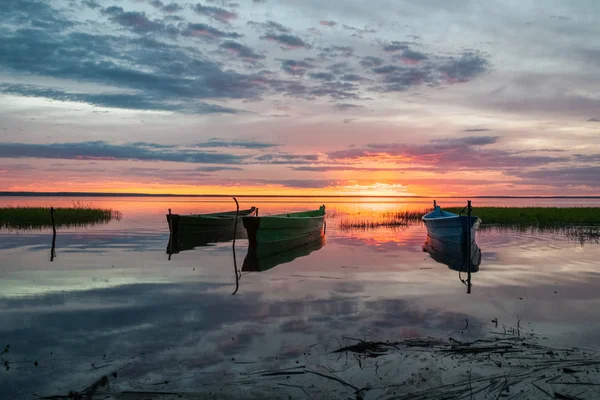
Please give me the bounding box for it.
[0,231,167,252]
[0,280,483,397]
[3,199,600,396]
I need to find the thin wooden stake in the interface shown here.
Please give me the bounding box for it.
[232,197,240,295]
[167,208,173,260]
[467,200,472,294]
[50,207,56,262]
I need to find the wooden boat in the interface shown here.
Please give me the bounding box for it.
[166,207,256,254]
[422,235,481,273]
[242,205,326,249]
[422,202,480,244]
[167,207,256,235]
[242,236,325,272]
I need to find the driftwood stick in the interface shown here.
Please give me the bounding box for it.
[306,369,359,391]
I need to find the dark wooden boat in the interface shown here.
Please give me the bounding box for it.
[242,236,325,272]
[166,207,256,254]
[422,234,481,273]
[167,207,256,234]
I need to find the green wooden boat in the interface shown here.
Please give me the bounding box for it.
[242,205,326,249]
[242,236,325,272]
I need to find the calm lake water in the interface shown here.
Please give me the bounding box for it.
[1,196,600,398]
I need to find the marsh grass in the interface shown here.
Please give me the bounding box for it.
[446,207,600,227]
[0,203,122,230]
[339,207,600,230]
[339,210,424,230]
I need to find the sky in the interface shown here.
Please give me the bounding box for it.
[1,0,599,196]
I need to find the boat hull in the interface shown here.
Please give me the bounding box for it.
[422,215,480,244]
[166,208,255,252]
[242,206,326,247]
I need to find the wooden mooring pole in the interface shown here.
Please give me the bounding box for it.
[50,207,56,262]
[232,197,240,295]
[466,200,472,294]
[167,208,174,260]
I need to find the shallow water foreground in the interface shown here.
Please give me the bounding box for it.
[1,196,600,398]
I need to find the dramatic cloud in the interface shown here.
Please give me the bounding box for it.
[161,3,183,13]
[193,139,277,149]
[181,23,243,39]
[382,41,411,53]
[0,142,247,164]
[2,0,595,195]
[341,24,377,38]
[334,103,364,111]
[82,0,101,9]
[309,72,335,81]
[359,56,384,68]
[255,179,339,188]
[439,52,489,83]
[319,46,354,59]
[219,41,264,62]
[319,20,336,27]
[256,154,320,165]
[398,49,428,64]
[195,166,244,172]
[247,20,291,34]
[261,33,310,49]
[192,3,237,24]
[368,51,489,92]
[0,25,263,111]
[0,84,240,114]
[516,167,600,188]
[328,136,569,170]
[341,74,365,82]
[279,59,314,75]
[291,166,407,172]
[102,6,165,34]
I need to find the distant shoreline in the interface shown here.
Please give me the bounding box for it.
[1,192,600,199]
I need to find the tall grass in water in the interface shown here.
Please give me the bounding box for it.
[445,207,600,226]
[0,203,122,230]
[339,210,424,230]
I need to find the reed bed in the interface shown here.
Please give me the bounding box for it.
[446,206,600,226]
[338,210,424,230]
[0,204,122,230]
[338,207,600,230]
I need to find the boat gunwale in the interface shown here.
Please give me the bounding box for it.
[242,207,325,221]
[176,207,256,219]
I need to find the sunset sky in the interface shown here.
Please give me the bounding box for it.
[1,0,599,196]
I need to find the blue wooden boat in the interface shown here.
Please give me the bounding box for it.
[422,202,481,244]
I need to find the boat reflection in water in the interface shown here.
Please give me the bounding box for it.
[243,235,326,272]
[422,234,482,273]
[167,227,247,255]
[423,234,482,293]
[241,205,327,271]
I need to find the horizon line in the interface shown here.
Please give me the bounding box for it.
[2,191,600,199]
